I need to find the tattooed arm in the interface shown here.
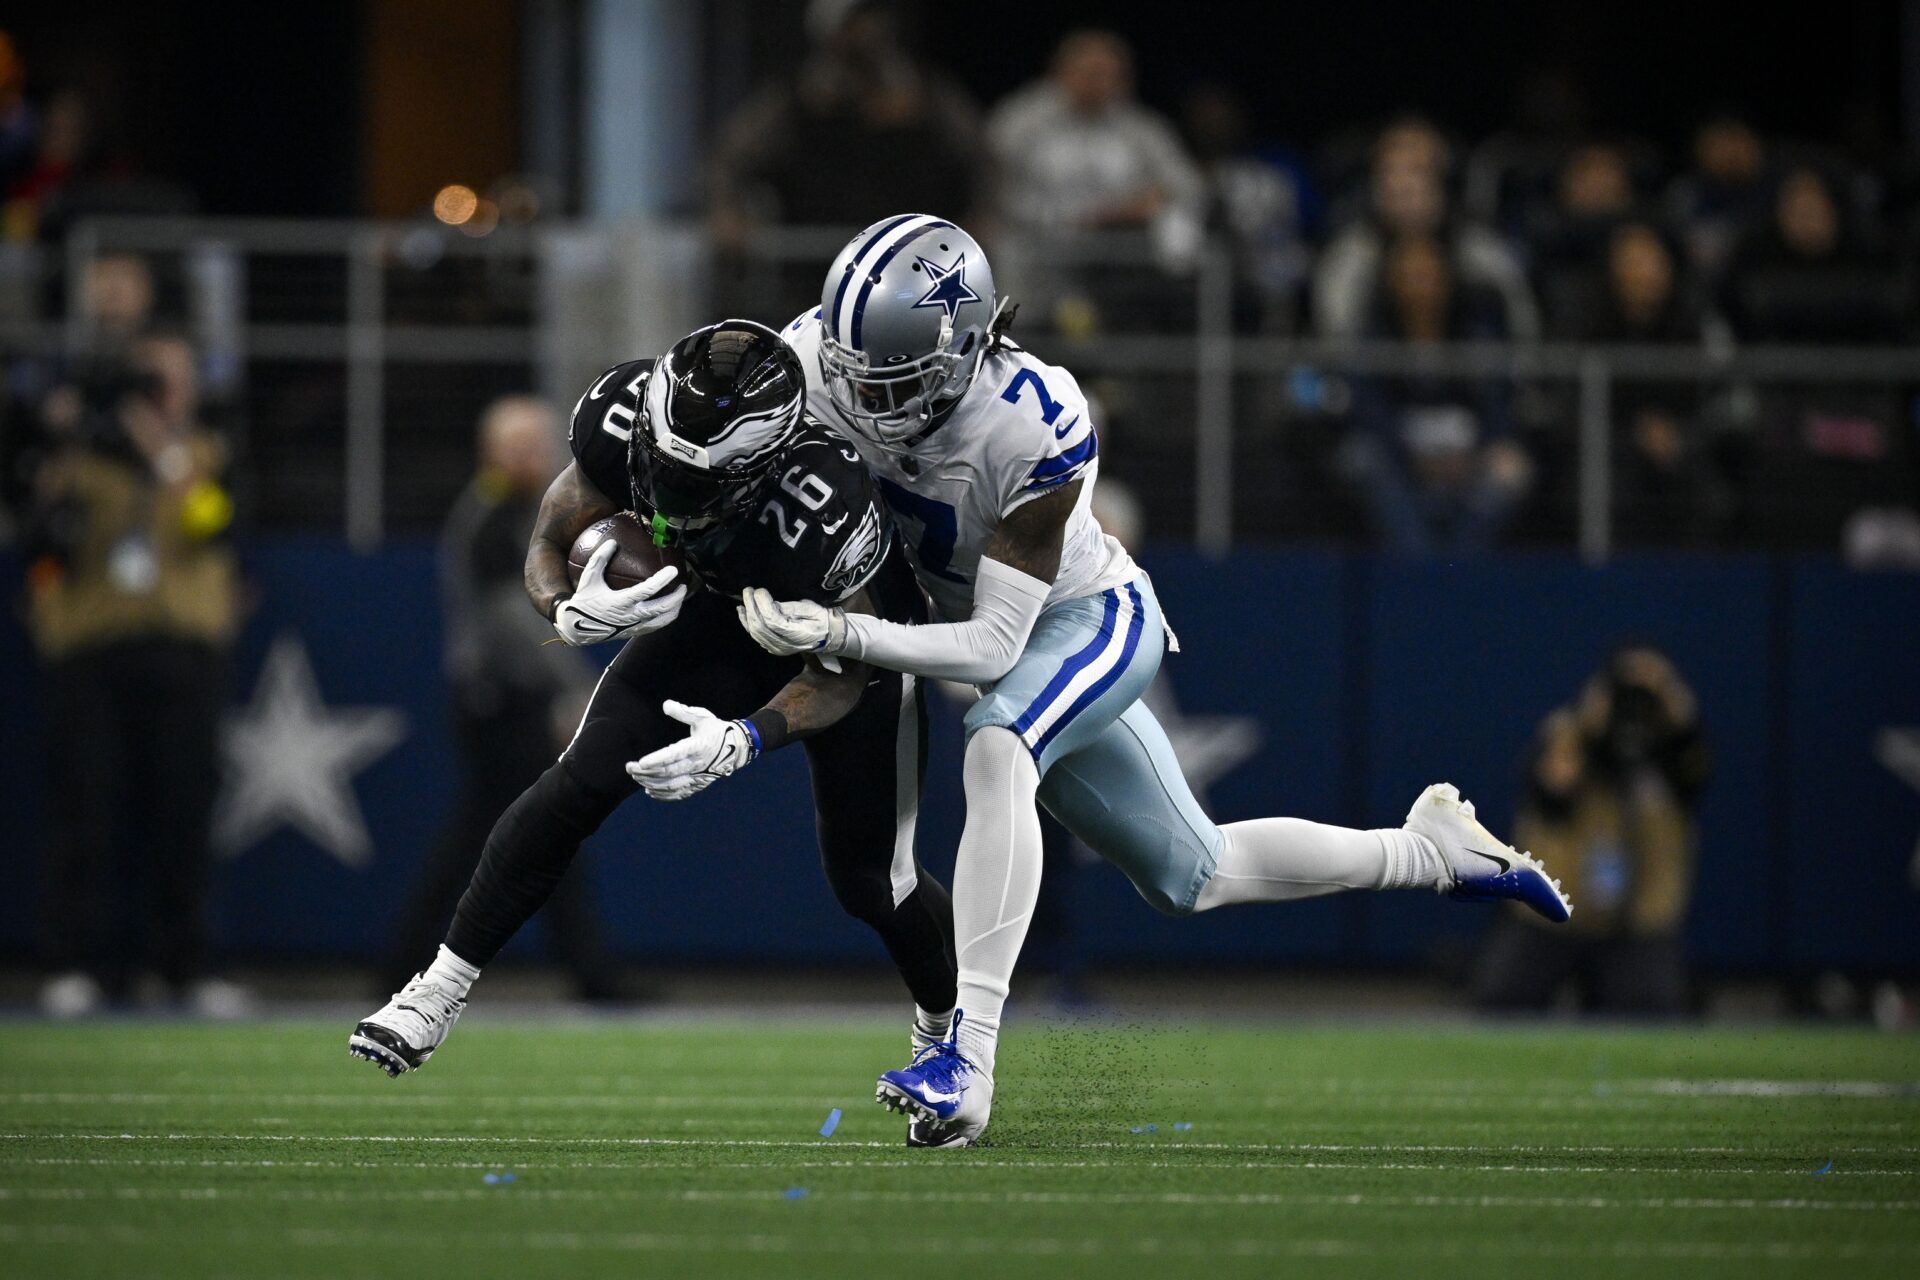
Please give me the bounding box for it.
[978,479,1080,584]
[525,461,620,622]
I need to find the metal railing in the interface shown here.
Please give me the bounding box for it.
[7,216,1919,559]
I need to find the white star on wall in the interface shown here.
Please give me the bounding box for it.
[213,633,409,868]
[1142,676,1264,809]
[1875,727,1920,889]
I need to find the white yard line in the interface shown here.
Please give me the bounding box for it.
[6,1084,1912,1109]
[1639,1080,1920,1098]
[0,1133,890,1148]
[1,1150,1912,1177]
[2,1185,1916,1213]
[0,1132,1912,1159]
[0,1092,845,1108]
[720,1159,1920,1176]
[0,1222,1912,1262]
[7,1075,1916,1093]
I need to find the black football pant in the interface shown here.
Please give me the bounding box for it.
[445,589,958,1013]
[41,637,225,993]
[382,688,622,998]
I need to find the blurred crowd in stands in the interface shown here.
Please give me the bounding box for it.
[709,8,1920,560]
[708,12,1917,349]
[3,10,1920,558]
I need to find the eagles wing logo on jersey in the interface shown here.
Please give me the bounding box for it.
[821,505,889,598]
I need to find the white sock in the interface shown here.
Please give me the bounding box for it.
[1192,820,1443,910]
[949,728,1043,1081]
[424,944,481,999]
[914,1005,955,1049]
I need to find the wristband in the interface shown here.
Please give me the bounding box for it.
[735,717,763,760]
[747,707,791,754]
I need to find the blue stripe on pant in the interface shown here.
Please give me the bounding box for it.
[964,574,1224,914]
[968,578,1157,774]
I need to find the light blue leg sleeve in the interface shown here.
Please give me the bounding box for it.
[1036,700,1224,916]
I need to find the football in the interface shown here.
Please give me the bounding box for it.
[566,512,687,591]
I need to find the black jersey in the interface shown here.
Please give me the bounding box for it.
[568,359,895,607]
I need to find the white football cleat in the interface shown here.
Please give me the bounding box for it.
[349,974,465,1076]
[1405,782,1572,923]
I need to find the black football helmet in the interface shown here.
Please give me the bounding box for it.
[628,319,807,533]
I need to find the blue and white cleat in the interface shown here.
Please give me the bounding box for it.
[877,1011,992,1147]
[901,1019,964,1148]
[1406,782,1572,923]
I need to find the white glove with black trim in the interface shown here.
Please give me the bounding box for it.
[737,586,846,657]
[626,700,758,801]
[553,540,686,646]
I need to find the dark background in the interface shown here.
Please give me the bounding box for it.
[4,0,1904,217]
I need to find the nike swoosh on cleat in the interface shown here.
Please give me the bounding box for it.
[1462,847,1511,874]
[914,1085,961,1104]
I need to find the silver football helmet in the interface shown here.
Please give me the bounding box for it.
[817,214,1008,446]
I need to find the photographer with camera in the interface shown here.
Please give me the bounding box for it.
[1473,646,1711,1016]
[24,327,241,1018]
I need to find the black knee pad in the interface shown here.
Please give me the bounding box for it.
[832,875,900,926]
[561,720,647,799]
[501,758,625,849]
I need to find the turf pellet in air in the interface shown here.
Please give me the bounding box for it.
[1174,1123,1193,1131]
[819,1108,842,1137]
[483,1173,499,1185]
[784,1187,808,1200]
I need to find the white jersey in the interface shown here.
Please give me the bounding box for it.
[787,308,1138,623]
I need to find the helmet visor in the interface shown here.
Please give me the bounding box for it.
[818,336,957,445]
[628,432,768,529]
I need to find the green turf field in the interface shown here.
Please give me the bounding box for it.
[2,1017,1916,1278]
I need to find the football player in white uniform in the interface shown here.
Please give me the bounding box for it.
[734,215,1572,1146]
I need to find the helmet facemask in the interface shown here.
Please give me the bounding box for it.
[627,426,776,537]
[819,315,982,448]
[816,215,1006,449]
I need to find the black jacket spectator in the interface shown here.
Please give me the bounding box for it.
[1722,166,1903,344]
[709,4,985,243]
[1348,235,1531,555]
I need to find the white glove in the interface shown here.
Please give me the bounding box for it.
[626,700,758,801]
[553,540,687,646]
[737,586,846,657]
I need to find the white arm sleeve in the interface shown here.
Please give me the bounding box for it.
[838,557,1050,684]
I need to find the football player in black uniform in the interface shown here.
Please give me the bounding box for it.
[351,322,960,1138]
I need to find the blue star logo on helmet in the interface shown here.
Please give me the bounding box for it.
[910,253,982,323]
